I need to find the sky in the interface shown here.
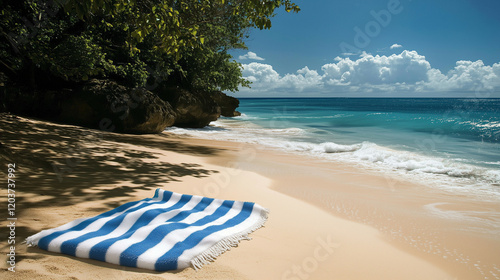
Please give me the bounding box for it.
[229,0,500,97]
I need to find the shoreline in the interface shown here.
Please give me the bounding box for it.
[166,116,500,202]
[0,115,498,279]
[180,134,500,280]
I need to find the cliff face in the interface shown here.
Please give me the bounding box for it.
[157,86,221,128]
[60,80,177,134]
[155,86,241,127]
[210,91,241,117]
[1,79,241,134]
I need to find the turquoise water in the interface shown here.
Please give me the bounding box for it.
[239,98,500,165]
[167,98,500,197]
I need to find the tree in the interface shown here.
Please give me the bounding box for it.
[0,0,299,92]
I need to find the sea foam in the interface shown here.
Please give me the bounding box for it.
[165,118,500,198]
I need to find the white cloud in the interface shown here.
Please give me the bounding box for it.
[238,50,500,96]
[282,67,323,91]
[322,50,431,85]
[242,64,322,91]
[390,43,403,49]
[426,60,500,92]
[341,52,358,56]
[238,51,265,61]
[241,62,279,88]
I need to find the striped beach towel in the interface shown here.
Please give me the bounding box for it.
[26,188,268,271]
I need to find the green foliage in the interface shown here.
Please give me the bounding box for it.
[115,60,149,88]
[0,0,299,92]
[43,35,110,82]
[179,49,250,92]
[57,0,300,56]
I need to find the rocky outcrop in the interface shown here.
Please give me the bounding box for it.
[157,86,221,128]
[210,91,241,117]
[2,79,175,134]
[2,77,242,133]
[60,80,176,134]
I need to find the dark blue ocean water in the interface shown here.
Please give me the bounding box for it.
[167,98,500,196]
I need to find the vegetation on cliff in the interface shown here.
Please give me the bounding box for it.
[1,0,299,92]
[0,0,299,133]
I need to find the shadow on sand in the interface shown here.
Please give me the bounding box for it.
[0,113,221,226]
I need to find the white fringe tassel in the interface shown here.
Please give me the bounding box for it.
[25,235,37,247]
[191,207,269,271]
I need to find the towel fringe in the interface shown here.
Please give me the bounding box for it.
[191,207,269,271]
[25,236,36,247]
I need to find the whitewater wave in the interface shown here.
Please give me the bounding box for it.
[232,113,262,120]
[275,141,362,153]
[274,140,500,183]
[165,120,500,196]
[346,142,499,181]
[269,127,307,136]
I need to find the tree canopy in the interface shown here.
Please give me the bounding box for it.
[0,0,299,92]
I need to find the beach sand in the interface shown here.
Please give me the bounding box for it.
[1,114,499,279]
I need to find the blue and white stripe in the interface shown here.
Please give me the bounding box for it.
[26,189,269,271]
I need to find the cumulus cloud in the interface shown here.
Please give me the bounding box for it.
[426,60,500,92]
[238,51,265,61]
[341,52,358,56]
[390,43,403,49]
[241,62,279,87]
[238,50,500,95]
[322,50,431,86]
[242,64,322,91]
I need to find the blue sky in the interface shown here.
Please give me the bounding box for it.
[230,0,500,97]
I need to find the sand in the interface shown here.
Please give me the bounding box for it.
[1,114,498,279]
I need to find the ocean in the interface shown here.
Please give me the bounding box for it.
[166,98,500,199]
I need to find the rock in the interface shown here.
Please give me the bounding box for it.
[210,91,241,117]
[60,79,176,134]
[3,76,242,131]
[1,83,67,117]
[157,86,220,128]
